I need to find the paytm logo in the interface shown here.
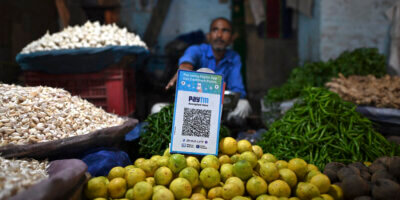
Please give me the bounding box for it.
[189,96,209,104]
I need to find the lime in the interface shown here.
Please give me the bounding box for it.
[169,177,192,199]
[84,176,108,199]
[261,153,277,163]
[153,185,167,193]
[108,166,126,180]
[168,154,187,173]
[237,140,252,153]
[252,145,263,159]
[139,159,158,177]
[295,182,320,200]
[288,158,308,180]
[163,148,171,157]
[207,186,223,199]
[146,177,155,186]
[327,184,343,200]
[179,167,200,187]
[201,155,220,170]
[307,164,319,172]
[132,181,152,200]
[239,151,258,168]
[260,162,279,182]
[125,168,146,188]
[199,167,221,188]
[152,188,174,200]
[186,156,201,171]
[125,188,134,200]
[225,177,245,195]
[279,168,298,188]
[320,194,334,200]
[310,174,331,194]
[219,154,232,165]
[231,154,240,163]
[233,160,253,181]
[222,183,243,200]
[268,180,291,198]
[124,165,136,171]
[219,137,238,155]
[108,177,127,199]
[157,156,170,167]
[305,170,321,182]
[190,193,207,200]
[150,155,162,162]
[220,163,234,182]
[193,185,207,196]
[135,158,145,168]
[246,176,268,198]
[275,160,288,170]
[154,166,173,185]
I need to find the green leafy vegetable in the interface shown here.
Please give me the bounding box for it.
[265,48,387,103]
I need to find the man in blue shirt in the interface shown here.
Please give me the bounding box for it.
[165,17,246,99]
[165,17,251,121]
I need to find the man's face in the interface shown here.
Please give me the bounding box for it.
[208,19,233,52]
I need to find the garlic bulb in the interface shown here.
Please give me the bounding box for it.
[21,21,147,54]
[0,157,48,200]
[0,83,125,146]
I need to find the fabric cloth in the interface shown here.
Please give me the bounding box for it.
[249,0,266,26]
[386,2,400,75]
[81,148,131,177]
[286,0,313,17]
[178,43,247,98]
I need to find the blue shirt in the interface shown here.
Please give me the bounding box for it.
[178,43,247,98]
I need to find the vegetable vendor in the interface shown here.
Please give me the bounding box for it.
[164,17,252,123]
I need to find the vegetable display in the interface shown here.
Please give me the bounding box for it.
[86,138,344,200]
[258,87,400,169]
[326,74,400,109]
[0,156,48,200]
[138,105,230,158]
[139,105,174,158]
[21,21,147,54]
[265,48,387,103]
[0,83,125,146]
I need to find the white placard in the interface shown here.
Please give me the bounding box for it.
[170,70,224,155]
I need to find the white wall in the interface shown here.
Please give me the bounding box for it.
[298,0,397,63]
[320,0,395,61]
[120,0,231,53]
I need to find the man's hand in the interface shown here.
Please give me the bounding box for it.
[165,63,194,90]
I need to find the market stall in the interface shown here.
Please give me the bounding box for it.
[1,2,400,199]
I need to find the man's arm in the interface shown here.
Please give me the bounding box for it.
[165,63,194,90]
[165,45,201,90]
[227,55,247,98]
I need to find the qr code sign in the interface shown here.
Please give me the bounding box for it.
[182,108,211,138]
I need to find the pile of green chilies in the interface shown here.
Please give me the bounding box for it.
[139,105,174,158]
[138,105,231,158]
[258,87,400,169]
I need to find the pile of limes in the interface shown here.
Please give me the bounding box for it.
[84,137,343,200]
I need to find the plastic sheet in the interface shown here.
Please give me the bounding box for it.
[81,148,131,177]
[16,45,148,74]
[356,106,400,136]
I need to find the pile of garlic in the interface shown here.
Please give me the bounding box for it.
[0,157,48,200]
[0,83,126,146]
[20,21,147,54]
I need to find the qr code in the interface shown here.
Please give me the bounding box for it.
[182,108,211,138]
